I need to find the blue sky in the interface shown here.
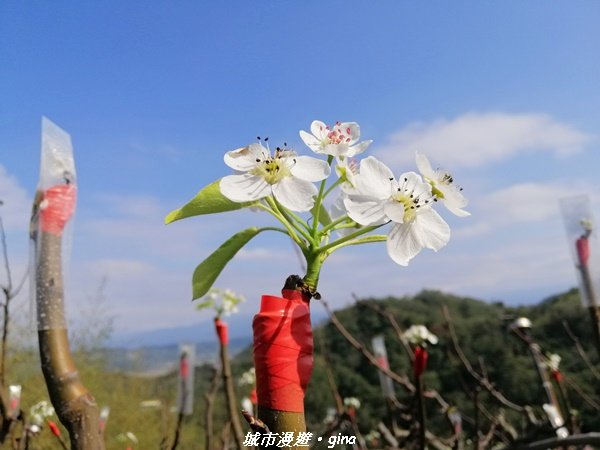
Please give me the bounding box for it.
[1,1,599,341]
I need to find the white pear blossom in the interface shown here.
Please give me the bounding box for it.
[335,157,359,194]
[544,353,561,371]
[239,367,256,387]
[329,195,360,238]
[117,432,139,443]
[300,120,372,158]
[344,156,451,266]
[29,400,55,426]
[416,152,469,217]
[343,397,361,409]
[220,143,330,212]
[198,288,245,317]
[581,218,593,233]
[403,324,439,347]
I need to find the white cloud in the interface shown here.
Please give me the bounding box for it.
[375,112,591,169]
[484,182,569,224]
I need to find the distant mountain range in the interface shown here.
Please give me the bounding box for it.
[103,336,251,375]
[103,307,328,375]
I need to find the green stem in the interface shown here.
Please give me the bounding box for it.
[320,224,385,254]
[323,234,387,256]
[323,176,343,199]
[303,252,326,291]
[271,198,314,244]
[255,201,305,248]
[319,214,352,236]
[312,155,334,235]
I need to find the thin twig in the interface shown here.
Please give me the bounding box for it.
[204,365,221,450]
[354,297,414,359]
[320,298,415,392]
[241,410,269,433]
[562,320,600,380]
[562,375,600,410]
[442,306,524,412]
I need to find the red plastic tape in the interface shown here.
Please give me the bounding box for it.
[48,420,61,437]
[215,318,229,345]
[413,346,428,377]
[576,237,590,266]
[179,353,190,380]
[253,289,313,412]
[552,369,563,382]
[249,388,258,405]
[39,185,77,236]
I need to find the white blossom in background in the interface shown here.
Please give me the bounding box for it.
[544,353,561,371]
[344,156,451,266]
[241,397,253,413]
[365,430,381,442]
[196,288,245,317]
[335,157,360,194]
[300,120,372,158]
[403,325,439,347]
[117,432,139,443]
[29,400,55,426]
[239,367,256,387]
[581,218,593,233]
[324,407,337,424]
[415,152,469,217]
[343,397,361,410]
[220,144,330,212]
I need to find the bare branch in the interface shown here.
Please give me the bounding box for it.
[320,298,415,392]
[353,296,414,360]
[442,306,524,412]
[562,375,600,410]
[562,320,600,380]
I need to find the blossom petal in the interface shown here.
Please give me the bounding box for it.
[272,177,318,212]
[386,222,424,266]
[290,156,331,182]
[437,185,470,217]
[310,120,329,140]
[415,152,436,180]
[335,122,360,145]
[330,195,358,237]
[347,140,372,157]
[224,144,269,171]
[344,195,388,226]
[324,143,350,157]
[412,208,451,251]
[383,200,405,224]
[386,209,449,265]
[398,171,430,198]
[220,174,270,202]
[299,130,323,153]
[356,156,394,199]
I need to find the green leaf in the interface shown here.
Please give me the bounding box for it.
[312,203,332,226]
[194,299,215,310]
[192,227,266,299]
[165,180,257,224]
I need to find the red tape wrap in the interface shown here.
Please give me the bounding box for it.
[48,420,61,437]
[253,289,313,412]
[39,185,77,236]
[576,237,590,266]
[215,318,229,345]
[551,369,563,382]
[413,346,428,377]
